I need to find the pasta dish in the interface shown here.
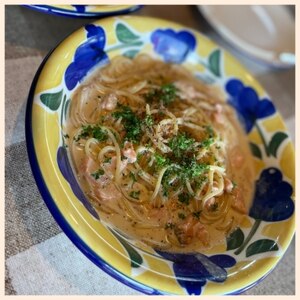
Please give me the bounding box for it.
[65,54,255,252]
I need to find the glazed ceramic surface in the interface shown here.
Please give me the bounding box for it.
[197,5,295,68]
[24,5,142,18]
[26,16,295,295]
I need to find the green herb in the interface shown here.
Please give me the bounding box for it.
[145,83,178,106]
[103,157,112,163]
[180,159,209,181]
[91,168,105,180]
[160,83,177,105]
[178,192,191,205]
[144,115,154,128]
[129,190,140,200]
[136,152,143,162]
[168,133,195,158]
[232,181,238,189]
[205,125,214,138]
[201,137,215,148]
[178,213,186,219]
[74,125,108,142]
[194,176,208,189]
[112,105,142,143]
[154,153,171,168]
[63,134,69,139]
[193,211,202,219]
[129,171,137,183]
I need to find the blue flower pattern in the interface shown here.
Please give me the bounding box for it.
[225,79,276,133]
[65,24,109,90]
[249,168,294,222]
[151,29,196,63]
[156,251,236,295]
[71,5,86,13]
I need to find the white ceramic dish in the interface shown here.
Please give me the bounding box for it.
[197,5,295,68]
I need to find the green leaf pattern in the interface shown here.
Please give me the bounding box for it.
[40,90,63,111]
[110,230,143,268]
[226,228,245,250]
[246,239,279,257]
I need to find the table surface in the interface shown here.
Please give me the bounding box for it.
[5,5,295,295]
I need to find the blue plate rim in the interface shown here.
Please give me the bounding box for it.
[23,4,143,19]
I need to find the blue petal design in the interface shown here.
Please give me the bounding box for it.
[156,251,236,295]
[225,79,276,133]
[57,146,99,219]
[256,98,276,118]
[151,29,196,63]
[71,5,86,13]
[64,25,109,91]
[249,168,294,221]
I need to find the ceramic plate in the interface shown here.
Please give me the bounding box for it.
[26,16,295,295]
[197,5,295,68]
[24,5,142,18]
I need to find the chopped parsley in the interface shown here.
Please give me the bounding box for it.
[178,213,186,219]
[112,105,142,143]
[154,153,171,169]
[129,171,137,183]
[193,211,202,219]
[232,181,238,189]
[144,115,154,128]
[201,137,215,148]
[145,83,178,106]
[205,125,214,138]
[103,156,112,164]
[129,190,140,200]
[63,134,69,139]
[178,192,191,205]
[180,159,209,181]
[91,168,105,180]
[74,125,108,142]
[168,133,195,158]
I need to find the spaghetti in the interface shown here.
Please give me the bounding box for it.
[65,54,255,252]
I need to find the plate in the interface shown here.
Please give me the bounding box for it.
[25,16,295,295]
[197,5,295,68]
[23,5,142,18]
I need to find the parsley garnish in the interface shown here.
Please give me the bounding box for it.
[193,211,202,219]
[129,190,140,200]
[201,137,215,148]
[129,171,137,183]
[168,133,195,158]
[74,125,108,142]
[112,105,142,143]
[145,83,178,106]
[180,159,209,181]
[178,213,186,219]
[103,157,112,164]
[91,168,105,180]
[144,115,154,128]
[205,125,214,138]
[154,153,171,169]
[178,192,191,205]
